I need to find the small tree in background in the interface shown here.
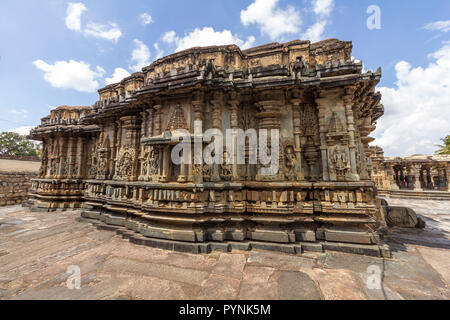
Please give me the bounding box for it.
[436,133,450,155]
[0,132,39,156]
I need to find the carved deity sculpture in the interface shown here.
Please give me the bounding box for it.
[220,150,233,181]
[148,149,159,176]
[329,145,350,179]
[292,56,309,79]
[284,146,297,181]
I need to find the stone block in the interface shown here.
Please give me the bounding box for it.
[224,229,245,241]
[294,228,316,242]
[250,230,291,243]
[322,242,381,257]
[210,243,230,253]
[205,229,225,241]
[323,228,378,245]
[229,242,251,252]
[299,242,323,253]
[250,242,296,254]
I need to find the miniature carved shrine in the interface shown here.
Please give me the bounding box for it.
[28,39,389,255]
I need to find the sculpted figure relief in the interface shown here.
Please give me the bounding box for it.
[148,149,159,176]
[114,147,135,180]
[220,150,233,181]
[329,145,350,178]
[292,56,310,79]
[284,146,297,181]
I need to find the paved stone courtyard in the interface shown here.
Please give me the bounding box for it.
[0,198,449,300]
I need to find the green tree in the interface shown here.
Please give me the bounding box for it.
[0,132,39,156]
[436,133,450,155]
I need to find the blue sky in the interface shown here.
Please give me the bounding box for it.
[0,0,449,156]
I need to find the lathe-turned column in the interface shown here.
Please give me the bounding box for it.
[57,136,67,179]
[210,92,223,182]
[76,136,84,178]
[228,94,240,181]
[343,86,359,181]
[315,94,330,181]
[290,97,304,181]
[191,94,204,183]
[437,165,448,191]
[67,136,76,179]
[153,105,162,136]
[412,164,423,191]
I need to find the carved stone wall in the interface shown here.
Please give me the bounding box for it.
[28,39,389,256]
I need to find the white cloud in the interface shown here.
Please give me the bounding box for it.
[84,23,122,44]
[10,126,34,136]
[65,2,87,31]
[8,109,28,117]
[302,21,327,43]
[312,0,334,17]
[65,3,122,43]
[373,42,450,156]
[33,59,105,93]
[140,13,153,25]
[153,42,164,60]
[162,27,255,52]
[424,20,450,33]
[301,0,334,42]
[240,0,301,40]
[105,68,131,85]
[129,39,151,72]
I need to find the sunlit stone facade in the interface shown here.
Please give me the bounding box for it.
[28,39,388,255]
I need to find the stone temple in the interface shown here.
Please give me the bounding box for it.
[27,39,389,256]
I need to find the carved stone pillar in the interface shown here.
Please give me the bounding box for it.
[160,146,170,182]
[412,164,422,191]
[290,97,304,181]
[210,92,223,182]
[109,122,117,179]
[147,108,155,137]
[343,86,359,181]
[115,120,122,167]
[192,94,204,183]
[406,165,414,189]
[58,136,67,179]
[316,90,340,182]
[229,94,240,181]
[66,136,75,179]
[76,137,83,178]
[437,166,447,190]
[255,97,283,182]
[445,166,450,191]
[426,167,434,189]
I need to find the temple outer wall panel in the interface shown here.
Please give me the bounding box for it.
[27,39,389,256]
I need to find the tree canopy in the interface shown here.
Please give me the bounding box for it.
[436,133,450,155]
[0,132,39,157]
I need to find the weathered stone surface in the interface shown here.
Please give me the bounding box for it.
[197,274,240,300]
[384,205,426,228]
[278,271,321,300]
[1,203,448,300]
[310,269,367,300]
[211,253,246,280]
[239,266,279,300]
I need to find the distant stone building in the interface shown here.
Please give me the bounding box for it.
[28,39,389,256]
[371,146,450,200]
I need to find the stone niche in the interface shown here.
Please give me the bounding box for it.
[28,39,390,257]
